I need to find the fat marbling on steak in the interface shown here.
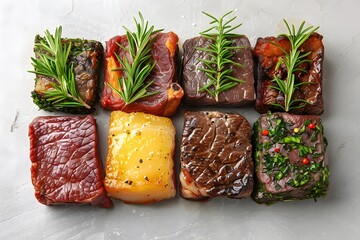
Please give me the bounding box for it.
[180,111,253,200]
[28,115,112,208]
[252,112,329,204]
[182,36,256,106]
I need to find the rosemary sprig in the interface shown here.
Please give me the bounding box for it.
[29,26,90,109]
[196,11,244,101]
[270,20,319,112]
[108,12,163,105]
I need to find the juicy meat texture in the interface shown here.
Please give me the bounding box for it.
[182,36,256,106]
[28,115,113,208]
[101,32,184,117]
[32,37,103,113]
[180,111,253,200]
[252,113,329,204]
[254,33,324,115]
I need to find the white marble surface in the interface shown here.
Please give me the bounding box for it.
[1,0,360,239]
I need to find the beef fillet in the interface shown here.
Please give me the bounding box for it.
[182,36,256,106]
[252,113,329,204]
[29,115,112,208]
[254,33,324,115]
[179,111,253,200]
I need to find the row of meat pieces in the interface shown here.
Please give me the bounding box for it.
[32,31,325,116]
[29,111,329,208]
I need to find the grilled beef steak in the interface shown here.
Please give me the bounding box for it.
[254,33,324,115]
[32,36,103,113]
[182,36,256,106]
[180,111,253,200]
[29,115,112,208]
[252,113,329,204]
[101,32,183,117]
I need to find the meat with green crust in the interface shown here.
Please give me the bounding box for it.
[252,112,329,204]
[32,36,103,114]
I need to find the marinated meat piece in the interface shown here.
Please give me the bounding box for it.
[252,113,329,204]
[182,36,256,106]
[179,111,253,200]
[28,115,112,208]
[101,32,184,117]
[254,33,324,115]
[104,111,176,204]
[32,36,103,113]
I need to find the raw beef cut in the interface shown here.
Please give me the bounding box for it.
[28,115,112,208]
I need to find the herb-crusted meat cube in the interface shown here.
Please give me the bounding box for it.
[31,28,103,113]
[252,113,329,204]
[180,111,253,200]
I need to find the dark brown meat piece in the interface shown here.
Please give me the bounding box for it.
[32,37,103,113]
[179,111,253,200]
[254,33,324,115]
[28,115,113,208]
[182,36,256,106]
[252,113,329,204]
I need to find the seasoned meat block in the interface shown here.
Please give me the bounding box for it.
[252,113,329,204]
[32,37,103,113]
[254,33,324,115]
[180,111,253,200]
[101,32,184,117]
[29,115,112,208]
[104,111,176,204]
[182,36,256,106]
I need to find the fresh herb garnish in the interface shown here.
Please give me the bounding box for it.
[30,26,90,109]
[108,12,163,105]
[270,20,319,112]
[196,11,244,101]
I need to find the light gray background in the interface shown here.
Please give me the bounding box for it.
[1,0,359,239]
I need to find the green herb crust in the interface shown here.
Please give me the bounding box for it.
[252,112,329,204]
[31,32,103,114]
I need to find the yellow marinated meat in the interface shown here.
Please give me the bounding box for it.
[104,111,176,204]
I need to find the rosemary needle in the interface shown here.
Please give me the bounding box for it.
[30,26,90,109]
[270,20,319,112]
[108,12,163,105]
[196,11,244,101]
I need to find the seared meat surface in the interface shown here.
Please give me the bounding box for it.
[180,111,253,200]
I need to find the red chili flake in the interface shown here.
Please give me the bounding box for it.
[302,158,310,165]
[308,123,316,129]
[274,147,280,153]
[262,129,269,136]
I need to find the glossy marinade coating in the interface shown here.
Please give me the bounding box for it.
[180,111,253,200]
[182,36,256,106]
[101,32,183,117]
[254,33,324,115]
[252,113,329,204]
[32,37,103,113]
[28,115,112,208]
